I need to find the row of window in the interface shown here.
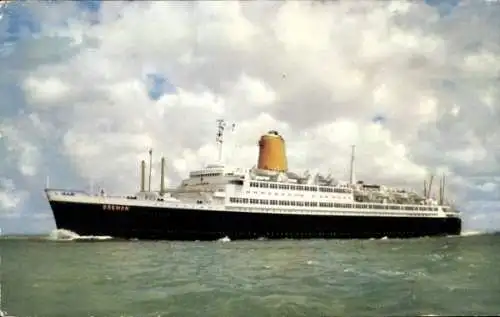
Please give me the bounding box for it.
[190,172,222,178]
[246,191,351,201]
[249,182,351,193]
[248,198,318,207]
[229,198,438,211]
[227,205,435,217]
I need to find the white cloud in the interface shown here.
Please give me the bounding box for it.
[23,76,71,106]
[463,200,500,231]
[0,121,40,177]
[229,73,277,107]
[0,178,26,217]
[464,50,500,75]
[479,182,497,193]
[1,0,500,232]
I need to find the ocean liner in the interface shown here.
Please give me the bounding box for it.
[45,120,462,241]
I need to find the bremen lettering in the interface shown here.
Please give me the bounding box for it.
[102,204,129,211]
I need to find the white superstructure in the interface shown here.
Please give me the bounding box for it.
[164,160,459,218]
[46,161,459,219]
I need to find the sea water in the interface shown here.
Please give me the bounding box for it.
[1,230,499,317]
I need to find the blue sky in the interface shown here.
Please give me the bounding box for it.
[1,0,500,235]
[0,0,172,234]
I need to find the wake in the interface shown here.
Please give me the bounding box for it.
[460,230,489,237]
[46,229,114,242]
[0,309,16,317]
[41,229,496,242]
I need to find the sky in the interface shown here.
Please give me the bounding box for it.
[0,0,499,235]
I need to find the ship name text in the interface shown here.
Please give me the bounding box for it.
[102,204,129,211]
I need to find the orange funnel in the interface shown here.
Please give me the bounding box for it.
[257,130,288,172]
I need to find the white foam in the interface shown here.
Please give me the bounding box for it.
[460,230,485,237]
[47,229,113,241]
[218,236,231,242]
[0,309,16,317]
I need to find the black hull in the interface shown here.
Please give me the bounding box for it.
[49,201,462,241]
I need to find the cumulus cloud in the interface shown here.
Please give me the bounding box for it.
[0,178,26,217]
[1,0,500,232]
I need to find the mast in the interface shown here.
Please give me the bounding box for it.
[427,174,434,199]
[349,145,356,185]
[438,175,442,204]
[160,156,166,195]
[441,174,446,205]
[140,160,146,192]
[216,119,226,163]
[148,148,153,192]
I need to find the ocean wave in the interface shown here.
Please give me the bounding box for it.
[217,236,231,243]
[46,229,114,242]
[0,309,16,317]
[460,230,488,237]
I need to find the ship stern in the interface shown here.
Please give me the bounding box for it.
[445,215,462,236]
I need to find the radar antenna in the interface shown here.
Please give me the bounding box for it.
[215,119,235,163]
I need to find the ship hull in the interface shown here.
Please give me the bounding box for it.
[49,200,462,241]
